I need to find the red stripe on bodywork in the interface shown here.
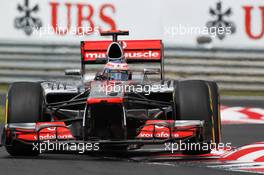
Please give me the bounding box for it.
[14,122,74,141]
[137,120,196,139]
[87,97,123,104]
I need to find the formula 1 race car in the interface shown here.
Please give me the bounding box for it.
[0,30,221,156]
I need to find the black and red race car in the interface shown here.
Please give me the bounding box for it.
[0,30,221,156]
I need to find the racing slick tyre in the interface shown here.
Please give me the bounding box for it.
[5,82,44,156]
[206,81,221,145]
[175,80,220,155]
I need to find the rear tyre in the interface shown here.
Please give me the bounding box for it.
[5,82,44,156]
[174,80,220,155]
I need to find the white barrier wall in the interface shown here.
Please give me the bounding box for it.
[0,0,264,49]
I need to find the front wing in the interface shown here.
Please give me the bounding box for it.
[0,120,205,151]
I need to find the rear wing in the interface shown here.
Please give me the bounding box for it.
[80,40,164,79]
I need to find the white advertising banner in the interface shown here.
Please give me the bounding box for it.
[0,0,264,49]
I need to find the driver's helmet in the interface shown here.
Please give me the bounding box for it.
[103,62,131,81]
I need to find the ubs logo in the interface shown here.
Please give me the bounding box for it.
[206,1,236,40]
[14,0,42,35]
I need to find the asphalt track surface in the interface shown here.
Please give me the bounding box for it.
[0,94,263,175]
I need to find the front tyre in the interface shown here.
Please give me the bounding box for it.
[5,82,44,156]
[174,80,220,155]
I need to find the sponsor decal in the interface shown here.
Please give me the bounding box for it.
[14,0,42,35]
[49,2,116,36]
[33,133,73,140]
[85,51,160,60]
[14,1,116,36]
[206,1,236,40]
[137,122,193,139]
[137,131,180,139]
[16,123,75,141]
[244,5,264,40]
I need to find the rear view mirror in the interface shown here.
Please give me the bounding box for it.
[143,68,161,82]
[143,68,160,75]
[65,69,81,76]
